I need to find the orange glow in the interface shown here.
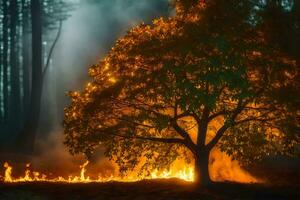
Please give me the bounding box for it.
[2,153,260,184]
[2,115,261,184]
[108,77,117,83]
[209,149,258,183]
[1,116,260,184]
[2,161,194,183]
[3,162,12,182]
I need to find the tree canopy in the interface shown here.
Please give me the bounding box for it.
[64,0,299,185]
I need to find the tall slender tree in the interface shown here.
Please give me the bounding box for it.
[16,0,73,152]
[2,0,9,127]
[17,0,43,153]
[0,4,3,124]
[0,0,73,151]
[9,0,21,131]
[22,0,31,124]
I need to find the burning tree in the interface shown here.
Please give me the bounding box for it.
[64,0,299,185]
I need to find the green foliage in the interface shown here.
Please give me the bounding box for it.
[64,0,299,175]
[220,122,275,164]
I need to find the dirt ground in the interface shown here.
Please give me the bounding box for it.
[0,179,299,200]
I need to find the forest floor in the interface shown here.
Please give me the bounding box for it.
[0,179,299,200]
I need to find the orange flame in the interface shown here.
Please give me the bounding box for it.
[3,162,13,182]
[209,149,258,183]
[2,161,194,183]
[2,154,260,184]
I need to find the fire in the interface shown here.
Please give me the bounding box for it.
[80,161,90,181]
[1,153,260,184]
[3,162,12,182]
[2,161,194,183]
[209,149,258,183]
[1,120,260,184]
[2,125,259,184]
[150,166,194,181]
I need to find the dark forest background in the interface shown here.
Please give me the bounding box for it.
[0,0,170,154]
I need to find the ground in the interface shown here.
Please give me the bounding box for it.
[0,179,299,200]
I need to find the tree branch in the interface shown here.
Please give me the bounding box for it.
[169,103,197,153]
[171,119,196,151]
[112,132,185,145]
[95,123,185,145]
[207,86,227,122]
[115,116,155,129]
[206,124,229,150]
[206,99,245,150]
[234,117,276,125]
[42,20,62,78]
[208,109,227,122]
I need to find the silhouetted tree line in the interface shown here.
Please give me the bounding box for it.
[0,0,73,153]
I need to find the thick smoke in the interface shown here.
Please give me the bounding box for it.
[42,0,170,130]
[32,0,169,175]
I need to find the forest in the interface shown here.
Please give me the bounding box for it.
[0,0,73,152]
[0,0,299,199]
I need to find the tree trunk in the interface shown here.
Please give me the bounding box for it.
[0,15,3,124]
[22,0,31,123]
[194,149,212,186]
[16,0,43,154]
[2,0,9,125]
[9,0,22,131]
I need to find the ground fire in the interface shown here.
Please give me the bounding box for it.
[1,149,259,184]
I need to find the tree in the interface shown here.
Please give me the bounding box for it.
[17,0,43,153]
[260,0,300,59]
[61,0,296,186]
[0,0,74,151]
[21,0,31,122]
[1,0,9,127]
[9,0,22,131]
[15,0,73,153]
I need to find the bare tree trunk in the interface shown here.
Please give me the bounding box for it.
[194,148,212,186]
[16,0,43,154]
[194,110,212,186]
[22,0,31,123]
[9,0,21,131]
[0,13,3,124]
[0,59,2,124]
[2,0,9,126]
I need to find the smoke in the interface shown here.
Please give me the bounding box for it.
[30,0,170,177]
[32,130,115,178]
[40,0,170,132]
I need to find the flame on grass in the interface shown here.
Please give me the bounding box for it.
[2,161,194,183]
[2,152,259,184]
[1,118,261,184]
